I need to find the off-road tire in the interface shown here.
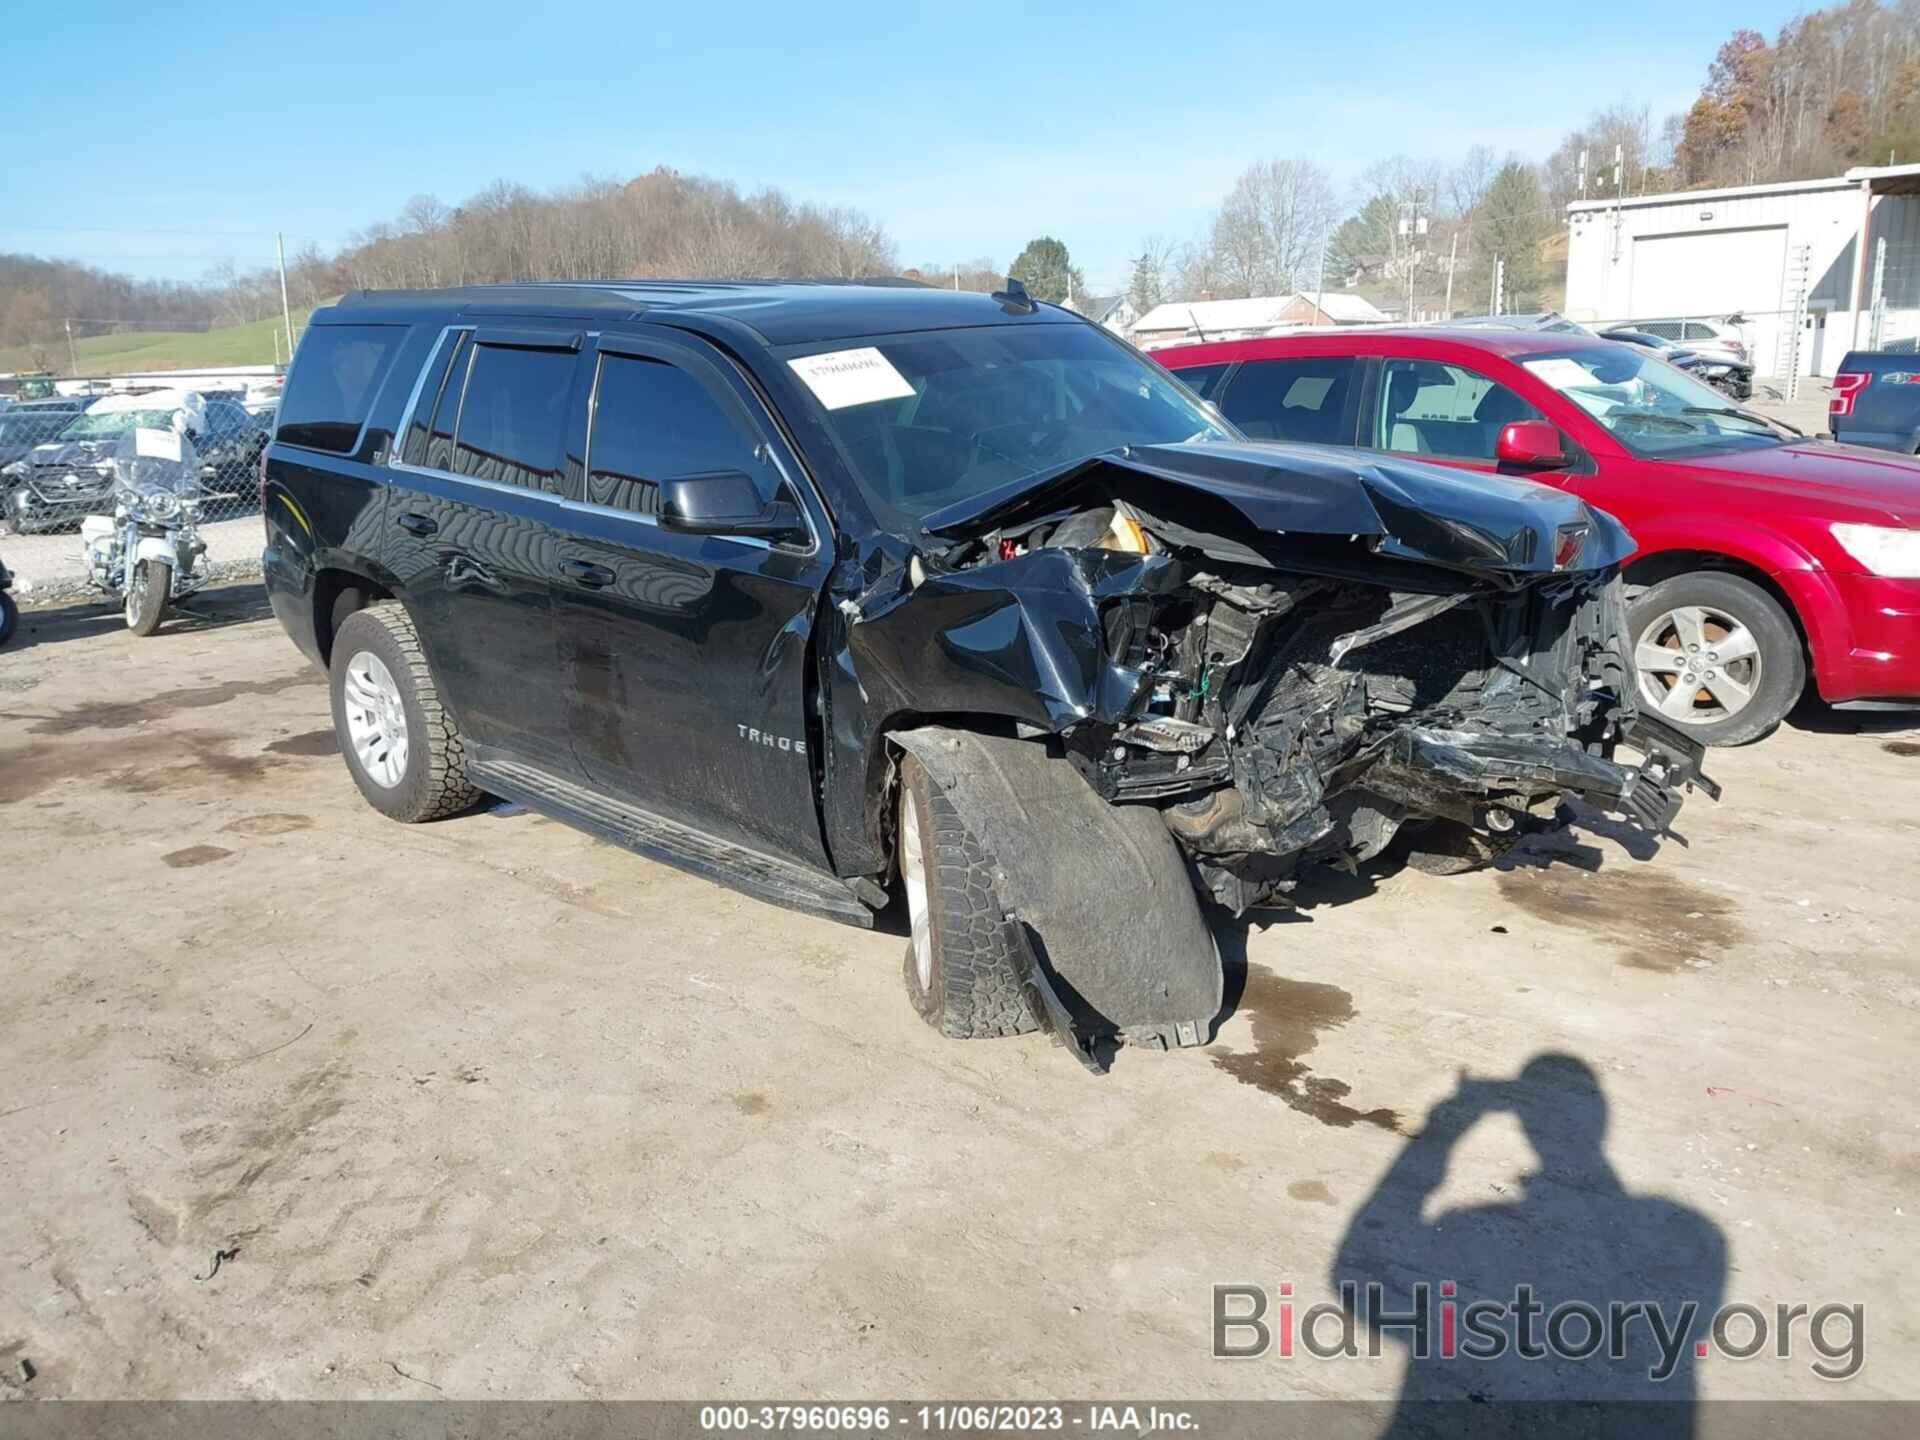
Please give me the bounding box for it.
[329,602,483,822]
[125,559,170,636]
[0,589,16,647]
[1627,571,1804,747]
[897,754,1040,1040]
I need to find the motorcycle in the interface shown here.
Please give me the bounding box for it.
[80,413,209,636]
[0,549,16,647]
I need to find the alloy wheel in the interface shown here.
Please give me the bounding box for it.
[1634,604,1763,725]
[342,650,410,788]
[900,789,933,991]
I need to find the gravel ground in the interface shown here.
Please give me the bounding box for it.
[0,585,1916,1416]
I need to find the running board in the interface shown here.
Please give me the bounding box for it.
[466,755,876,929]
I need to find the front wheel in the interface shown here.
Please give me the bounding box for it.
[124,558,170,635]
[1628,571,1804,746]
[896,754,1040,1040]
[0,589,16,647]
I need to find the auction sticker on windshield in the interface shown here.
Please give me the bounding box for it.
[788,347,916,410]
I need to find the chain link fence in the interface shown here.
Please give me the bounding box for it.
[0,382,278,601]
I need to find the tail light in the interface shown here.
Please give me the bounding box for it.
[1830,372,1869,417]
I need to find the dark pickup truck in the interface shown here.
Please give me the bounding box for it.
[1830,349,1920,452]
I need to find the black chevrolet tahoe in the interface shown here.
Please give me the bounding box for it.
[263,280,1715,1069]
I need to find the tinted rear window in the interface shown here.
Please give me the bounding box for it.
[278,324,403,453]
[450,342,575,492]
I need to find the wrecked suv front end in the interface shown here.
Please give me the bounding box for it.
[851,440,1716,923]
[771,314,1718,1064]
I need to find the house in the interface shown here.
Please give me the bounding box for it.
[1061,293,1138,334]
[1564,161,1920,378]
[1129,292,1387,349]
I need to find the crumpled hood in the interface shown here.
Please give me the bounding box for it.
[919,441,1635,576]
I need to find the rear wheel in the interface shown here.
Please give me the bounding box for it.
[896,754,1039,1040]
[329,602,482,822]
[124,559,169,636]
[0,589,16,647]
[1628,572,1804,747]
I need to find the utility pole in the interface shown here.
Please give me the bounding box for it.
[952,263,959,291]
[1397,194,1429,322]
[1490,257,1506,316]
[1443,231,1459,319]
[64,318,78,377]
[277,231,296,368]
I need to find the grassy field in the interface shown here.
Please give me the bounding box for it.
[1,310,314,378]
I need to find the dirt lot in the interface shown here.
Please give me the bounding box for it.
[2,584,1917,1410]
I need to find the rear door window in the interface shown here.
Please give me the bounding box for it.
[1374,358,1541,461]
[1218,356,1358,445]
[450,342,577,492]
[277,324,403,453]
[585,351,769,515]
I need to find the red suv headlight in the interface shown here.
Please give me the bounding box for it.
[1830,371,1869,417]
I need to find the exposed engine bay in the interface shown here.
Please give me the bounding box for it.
[852,442,1718,918]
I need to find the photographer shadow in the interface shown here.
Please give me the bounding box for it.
[1332,1054,1727,1437]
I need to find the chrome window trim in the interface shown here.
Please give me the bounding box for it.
[383,321,821,558]
[389,324,472,465]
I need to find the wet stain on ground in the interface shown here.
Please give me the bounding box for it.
[222,813,314,837]
[0,730,286,806]
[1211,965,1402,1131]
[1496,866,1742,973]
[163,845,233,869]
[1883,740,1920,757]
[0,669,319,736]
[265,729,338,757]
[1286,1178,1336,1205]
[734,1093,770,1117]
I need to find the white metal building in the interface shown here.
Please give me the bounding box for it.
[1564,163,1920,378]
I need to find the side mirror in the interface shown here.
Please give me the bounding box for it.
[1496,420,1570,469]
[660,470,807,543]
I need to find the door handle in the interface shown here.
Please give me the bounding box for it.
[559,559,615,589]
[395,512,438,537]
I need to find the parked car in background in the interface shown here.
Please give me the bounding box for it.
[2,389,266,533]
[1601,326,1754,400]
[1828,349,1920,453]
[1158,327,1920,744]
[1444,312,1597,336]
[0,397,91,472]
[1626,316,1750,369]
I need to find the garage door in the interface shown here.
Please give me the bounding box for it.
[1629,226,1788,317]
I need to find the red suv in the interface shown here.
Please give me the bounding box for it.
[1157,329,1920,744]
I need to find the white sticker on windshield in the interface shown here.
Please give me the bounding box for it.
[1524,358,1600,389]
[134,427,183,462]
[787,347,915,410]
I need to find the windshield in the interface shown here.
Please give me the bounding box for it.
[58,408,177,442]
[783,323,1232,532]
[1521,348,1787,457]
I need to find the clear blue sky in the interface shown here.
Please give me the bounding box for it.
[0,0,1810,298]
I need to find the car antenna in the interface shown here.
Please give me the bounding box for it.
[991,276,1037,314]
[1187,305,1209,342]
